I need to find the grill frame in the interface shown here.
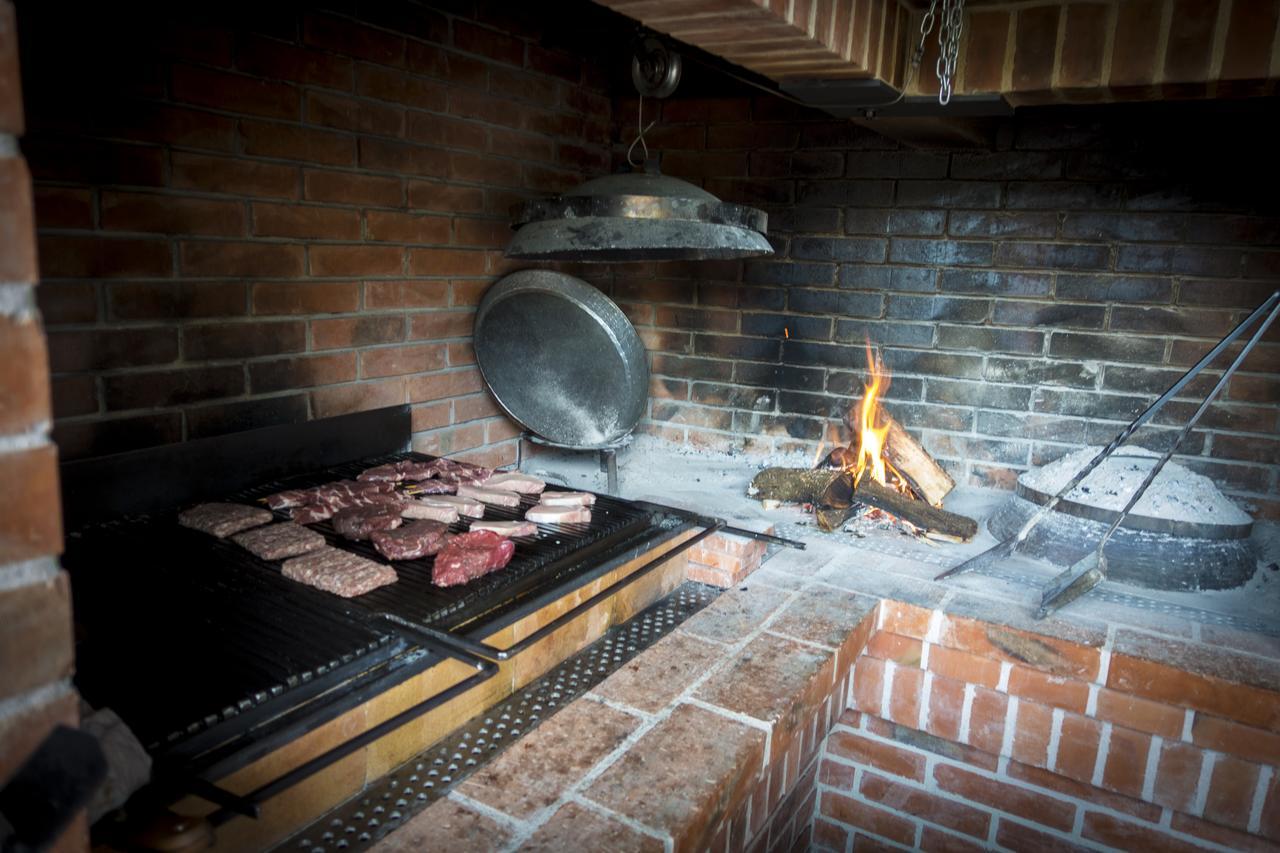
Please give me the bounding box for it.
[60,415,702,828]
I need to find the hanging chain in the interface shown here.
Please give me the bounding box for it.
[918,0,965,106]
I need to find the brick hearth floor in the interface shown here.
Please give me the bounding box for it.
[370,441,1280,852]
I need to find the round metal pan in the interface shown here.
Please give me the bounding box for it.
[473,270,649,450]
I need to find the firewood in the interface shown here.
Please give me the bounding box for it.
[748,467,843,504]
[819,473,978,541]
[843,409,954,507]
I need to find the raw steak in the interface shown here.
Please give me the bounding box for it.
[332,504,404,541]
[525,504,592,525]
[484,473,546,494]
[357,463,406,483]
[282,547,397,598]
[289,486,402,523]
[422,457,492,486]
[469,520,537,537]
[290,503,335,524]
[419,494,485,517]
[266,480,392,510]
[371,520,452,561]
[539,491,596,507]
[406,480,456,496]
[432,531,515,587]
[232,522,326,560]
[179,503,272,538]
[400,500,459,524]
[456,484,522,508]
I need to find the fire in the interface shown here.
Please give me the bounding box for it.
[848,343,896,488]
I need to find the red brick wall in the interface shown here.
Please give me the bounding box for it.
[0,0,81,848]
[604,94,1280,518]
[21,0,618,466]
[810,601,1280,851]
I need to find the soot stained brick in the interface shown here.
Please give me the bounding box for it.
[797,179,895,206]
[788,289,883,318]
[926,379,1033,411]
[1033,388,1148,420]
[883,348,985,380]
[777,391,845,418]
[886,400,975,432]
[731,410,823,440]
[941,269,1052,297]
[890,238,994,267]
[1048,332,1166,364]
[743,261,835,286]
[828,372,923,401]
[937,325,1044,355]
[693,334,780,362]
[835,320,934,348]
[887,295,991,323]
[978,411,1089,443]
[740,313,832,341]
[984,357,1099,389]
[648,354,733,382]
[1110,306,1238,337]
[733,363,825,392]
[690,382,774,410]
[993,241,1111,271]
[791,236,888,263]
[948,210,1058,239]
[837,264,891,290]
[887,209,947,236]
[896,180,1002,209]
[991,301,1106,329]
[1005,181,1125,209]
[1056,274,1173,303]
[1061,213,1184,242]
[782,340,867,370]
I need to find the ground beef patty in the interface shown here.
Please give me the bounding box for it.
[281,547,397,598]
[371,520,452,561]
[233,522,326,560]
[179,503,272,538]
[332,504,404,540]
[433,531,514,587]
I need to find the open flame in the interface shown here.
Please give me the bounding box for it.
[847,342,903,490]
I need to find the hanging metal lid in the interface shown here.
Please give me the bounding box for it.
[504,36,773,263]
[505,168,774,262]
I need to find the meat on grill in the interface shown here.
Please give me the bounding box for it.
[282,547,398,598]
[371,520,452,561]
[418,494,485,517]
[179,503,273,538]
[432,531,515,587]
[332,504,405,541]
[357,459,441,483]
[400,500,459,524]
[525,504,592,525]
[539,491,596,507]
[421,457,492,486]
[232,522,326,560]
[286,482,401,523]
[267,479,394,510]
[456,484,521,508]
[290,504,336,524]
[469,520,537,537]
[485,472,546,494]
[407,479,456,496]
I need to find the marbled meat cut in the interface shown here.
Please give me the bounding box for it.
[432,531,515,587]
[289,491,400,524]
[422,457,492,486]
[456,484,521,508]
[232,522,326,560]
[539,491,596,507]
[407,480,456,496]
[525,504,592,525]
[469,520,537,537]
[179,503,273,538]
[282,547,397,598]
[485,472,546,494]
[371,520,452,560]
[266,479,392,510]
[333,504,404,540]
[400,500,459,524]
[419,494,484,517]
[358,459,439,483]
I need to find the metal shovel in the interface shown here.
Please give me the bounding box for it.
[936,290,1280,617]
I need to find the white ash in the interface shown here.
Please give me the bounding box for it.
[1021,446,1251,526]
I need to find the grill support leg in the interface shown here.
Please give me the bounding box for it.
[600,449,618,494]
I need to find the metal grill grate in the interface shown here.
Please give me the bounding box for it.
[283,582,721,853]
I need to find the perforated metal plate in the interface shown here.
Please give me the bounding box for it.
[280,582,720,853]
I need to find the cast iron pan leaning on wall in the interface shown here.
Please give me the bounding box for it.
[473,270,649,449]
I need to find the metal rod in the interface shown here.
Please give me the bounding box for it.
[1036,292,1280,617]
[937,289,1280,581]
[717,523,806,550]
[205,641,498,827]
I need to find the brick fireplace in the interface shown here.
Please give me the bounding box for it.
[3,0,1279,851]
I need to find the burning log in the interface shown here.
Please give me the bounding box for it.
[817,472,978,542]
[843,409,954,507]
[748,467,842,504]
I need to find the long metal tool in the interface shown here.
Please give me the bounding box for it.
[936,290,1280,584]
[1036,291,1280,617]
